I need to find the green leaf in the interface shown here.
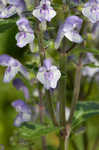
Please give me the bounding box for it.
[18,123,62,140]
[72,101,99,130]
[0,18,16,32]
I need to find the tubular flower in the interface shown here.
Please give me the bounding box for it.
[16,17,34,48]
[82,53,99,77]
[82,0,99,23]
[12,100,32,127]
[8,0,26,16]
[0,4,16,18]
[0,54,30,82]
[32,0,56,22]
[0,0,26,18]
[37,58,61,90]
[55,16,83,49]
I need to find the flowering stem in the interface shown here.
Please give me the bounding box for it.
[35,2,58,128]
[36,24,46,65]
[46,90,58,126]
[36,22,58,127]
[59,124,70,150]
[38,85,47,150]
[58,53,68,150]
[69,53,83,124]
[58,53,83,150]
[34,0,46,146]
[58,53,67,126]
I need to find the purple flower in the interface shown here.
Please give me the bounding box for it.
[0,0,26,18]
[82,53,99,77]
[12,99,26,112]
[8,0,26,16]
[37,58,61,89]
[13,78,30,100]
[12,99,31,113]
[14,112,31,127]
[12,100,32,127]
[55,16,83,49]
[16,17,34,48]
[14,113,23,127]
[0,54,30,82]
[82,0,99,23]
[0,4,16,18]
[32,0,56,22]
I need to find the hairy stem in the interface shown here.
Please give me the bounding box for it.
[38,86,47,150]
[36,24,45,65]
[69,53,83,124]
[58,53,67,126]
[35,0,47,146]
[59,124,71,150]
[46,90,58,126]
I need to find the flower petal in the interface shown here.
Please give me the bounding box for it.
[55,24,64,49]
[22,112,32,122]
[16,32,34,48]
[19,65,30,79]
[16,17,33,32]
[64,31,83,43]
[14,113,23,127]
[43,58,52,70]
[44,8,56,22]
[0,54,11,66]
[3,66,19,82]
[12,99,25,112]
[50,66,61,89]
[0,5,16,18]
[32,0,56,22]
[82,2,99,23]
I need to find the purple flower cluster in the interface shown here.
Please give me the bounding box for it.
[12,100,32,127]
[0,0,99,128]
